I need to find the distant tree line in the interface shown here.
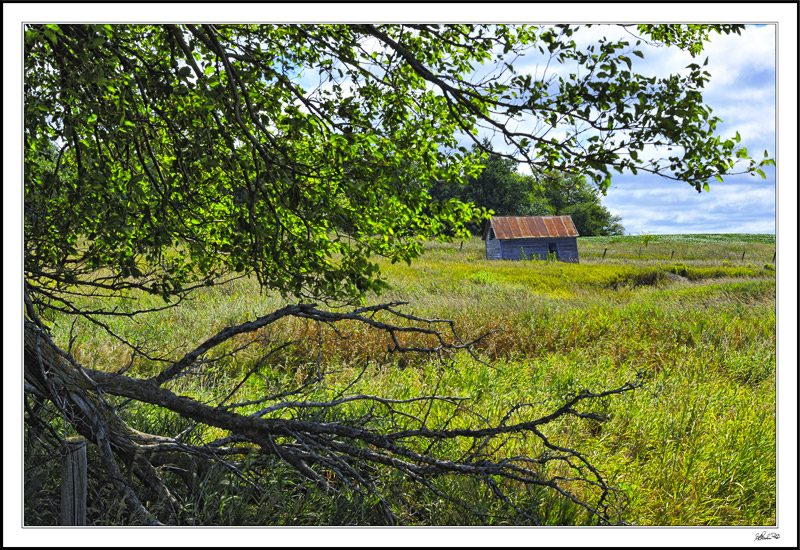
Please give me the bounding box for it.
[430,142,625,236]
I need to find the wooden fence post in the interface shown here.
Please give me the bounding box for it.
[772,252,776,263]
[61,436,87,526]
[602,248,607,261]
[741,251,746,262]
[671,250,675,260]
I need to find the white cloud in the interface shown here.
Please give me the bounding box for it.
[601,174,776,234]
[464,23,778,236]
[533,24,779,235]
[703,26,776,89]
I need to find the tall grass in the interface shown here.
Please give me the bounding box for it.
[27,235,776,525]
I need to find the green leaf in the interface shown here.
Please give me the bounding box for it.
[23,23,751,305]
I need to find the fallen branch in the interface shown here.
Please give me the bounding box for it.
[24,301,642,525]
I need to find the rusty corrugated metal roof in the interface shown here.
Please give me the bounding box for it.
[485,216,579,239]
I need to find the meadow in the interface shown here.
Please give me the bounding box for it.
[25,234,777,526]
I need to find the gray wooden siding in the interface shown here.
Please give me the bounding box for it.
[485,238,502,260]
[497,237,579,263]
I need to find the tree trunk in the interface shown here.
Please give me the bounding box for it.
[24,321,199,524]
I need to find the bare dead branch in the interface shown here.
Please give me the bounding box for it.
[24,299,642,525]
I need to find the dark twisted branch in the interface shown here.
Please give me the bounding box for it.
[24,298,642,525]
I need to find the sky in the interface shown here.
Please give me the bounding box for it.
[582,24,777,235]
[3,3,797,548]
[293,23,779,236]
[295,22,779,236]
[447,24,778,236]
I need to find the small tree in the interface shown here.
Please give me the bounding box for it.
[531,171,626,236]
[431,140,553,221]
[432,148,625,236]
[640,234,656,247]
[24,23,771,525]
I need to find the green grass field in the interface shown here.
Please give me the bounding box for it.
[26,234,777,526]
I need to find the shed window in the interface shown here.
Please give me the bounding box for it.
[548,242,559,258]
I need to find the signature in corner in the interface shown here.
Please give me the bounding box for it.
[754,531,780,541]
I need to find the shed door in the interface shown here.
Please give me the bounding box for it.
[548,242,559,259]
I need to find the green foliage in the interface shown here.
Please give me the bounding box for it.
[24,23,771,311]
[535,170,626,236]
[431,144,625,236]
[24,24,488,307]
[640,24,743,57]
[665,264,769,281]
[431,140,553,220]
[466,270,499,286]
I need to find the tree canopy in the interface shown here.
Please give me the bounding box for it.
[536,170,626,236]
[431,141,552,218]
[431,142,626,235]
[25,24,771,311]
[23,23,773,525]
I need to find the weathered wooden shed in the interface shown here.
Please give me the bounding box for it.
[481,215,580,262]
